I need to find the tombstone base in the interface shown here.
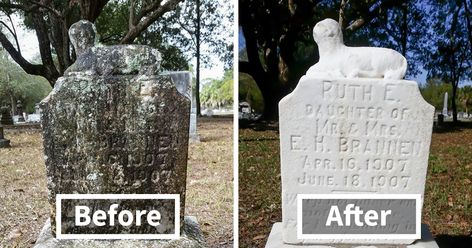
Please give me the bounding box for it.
[265,223,439,248]
[0,138,10,148]
[34,216,207,248]
[189,133,201,143]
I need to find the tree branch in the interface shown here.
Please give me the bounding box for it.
[120,0,182,44]
[7,14,21,53]
[346,0,402,31]
[339,0,349,29]
[136,0,163,21]
[0,30,48,79]
[27,0,63,19]
[0,20,21,54]
[129,0,137,29]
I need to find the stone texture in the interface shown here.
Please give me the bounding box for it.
[41,73,190,235]
[39,20,191,237]
[34,216,207,248]
[278,78,434,244]
[265,223,439,248]
[306,19,407,79]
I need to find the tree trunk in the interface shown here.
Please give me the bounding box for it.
[260,84,281,120]
[10,95,15,115]
[195,0,201,116]
[401,2,408,56]
[452,81,458,123]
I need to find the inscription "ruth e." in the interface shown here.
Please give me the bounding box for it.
[321,81,400,102]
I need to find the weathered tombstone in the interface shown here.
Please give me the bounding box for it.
[442,92,448,117]
[0,126,10,148]
[0,106,14,125]
[16,100,25,122]
[266,19,438,248]
[166,71,200,142]
[34,20,206,247]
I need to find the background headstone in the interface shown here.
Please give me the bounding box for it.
[442,92,448,117]
[165,71,200,142]
[16,100,25,122]
[0,106,14,125]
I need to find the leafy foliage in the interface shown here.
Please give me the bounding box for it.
[239,0,417,119]
[0,0,184,84]
[161,0,233,69]
[420,78,452,111]
[0,49,51,113]
[238,73,264,113]
[200,70,233,109]
[420,0,472,122]
[95,1,189,71]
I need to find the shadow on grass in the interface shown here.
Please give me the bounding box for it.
[435,234,472,248]
[434,121,472,133]
[239,119,279,132]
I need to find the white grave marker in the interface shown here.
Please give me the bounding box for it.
[266,19,438,248]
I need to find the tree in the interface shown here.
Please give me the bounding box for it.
[420,78,452,110]
[95,2,189,71]
[0,0,183,85]
[201,69,233,110]
[0,49,51,113]
[238,72,264,113]
[239,0,412,119]
[160,0,233,116]
[421,0,472,123]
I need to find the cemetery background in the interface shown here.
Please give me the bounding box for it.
[239,0,472,247]
[0,0,233,247]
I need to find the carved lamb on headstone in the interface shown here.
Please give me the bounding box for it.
[306,18,407,79]
[65,20,161,76]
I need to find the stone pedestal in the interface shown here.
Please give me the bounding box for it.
[265,223,439,248]
[34,216,207,248]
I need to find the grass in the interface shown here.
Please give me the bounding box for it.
[0,117,233,248]
[239,122,472,248]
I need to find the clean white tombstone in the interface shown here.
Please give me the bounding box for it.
[266,18,438,248]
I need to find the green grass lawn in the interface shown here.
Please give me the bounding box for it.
[239,122,472,248]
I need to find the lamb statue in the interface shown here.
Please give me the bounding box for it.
[306,18,407,79]
[65,20,161,76]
